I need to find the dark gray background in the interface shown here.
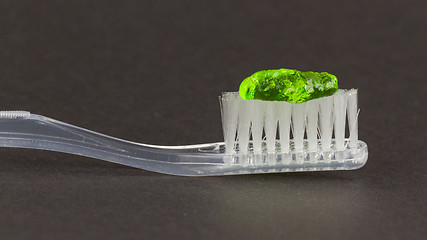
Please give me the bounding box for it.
[0,0,426,239]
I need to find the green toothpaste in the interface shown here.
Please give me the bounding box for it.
[239,68,338,103]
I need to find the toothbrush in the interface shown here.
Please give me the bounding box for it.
[0,73,368,176]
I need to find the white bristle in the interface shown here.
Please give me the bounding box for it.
[291,102,306,152]
[333,90,348,150]
[318,95,334,151]
[305,99,319,151]
[347,89,359,148]
[250,100,265,153]
[219,90,360,162]
[277,101,292,153]
[264,102,278,153]
[237,97,251,154]
[219,93,240,153]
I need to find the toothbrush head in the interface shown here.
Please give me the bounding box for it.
[219,89,368,171]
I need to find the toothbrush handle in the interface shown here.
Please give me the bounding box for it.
[0,113,225,175]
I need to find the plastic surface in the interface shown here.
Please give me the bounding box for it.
[0,112,368,176]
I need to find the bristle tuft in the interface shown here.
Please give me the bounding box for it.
[264,102,278,153]
[319,95,334,151]
[306,99,320,151]
[291,102,306,152]
[219,90,360,162]
[347,89,359,148]
[278,101,292,153]
[250,100,265,153]
[219,92,240,153]
[333,90,348,150]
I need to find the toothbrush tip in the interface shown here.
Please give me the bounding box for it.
[0,111,31,119]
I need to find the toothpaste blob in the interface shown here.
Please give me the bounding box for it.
[239,68,338,103]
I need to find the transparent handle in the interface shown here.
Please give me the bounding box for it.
[0,113,227,176]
